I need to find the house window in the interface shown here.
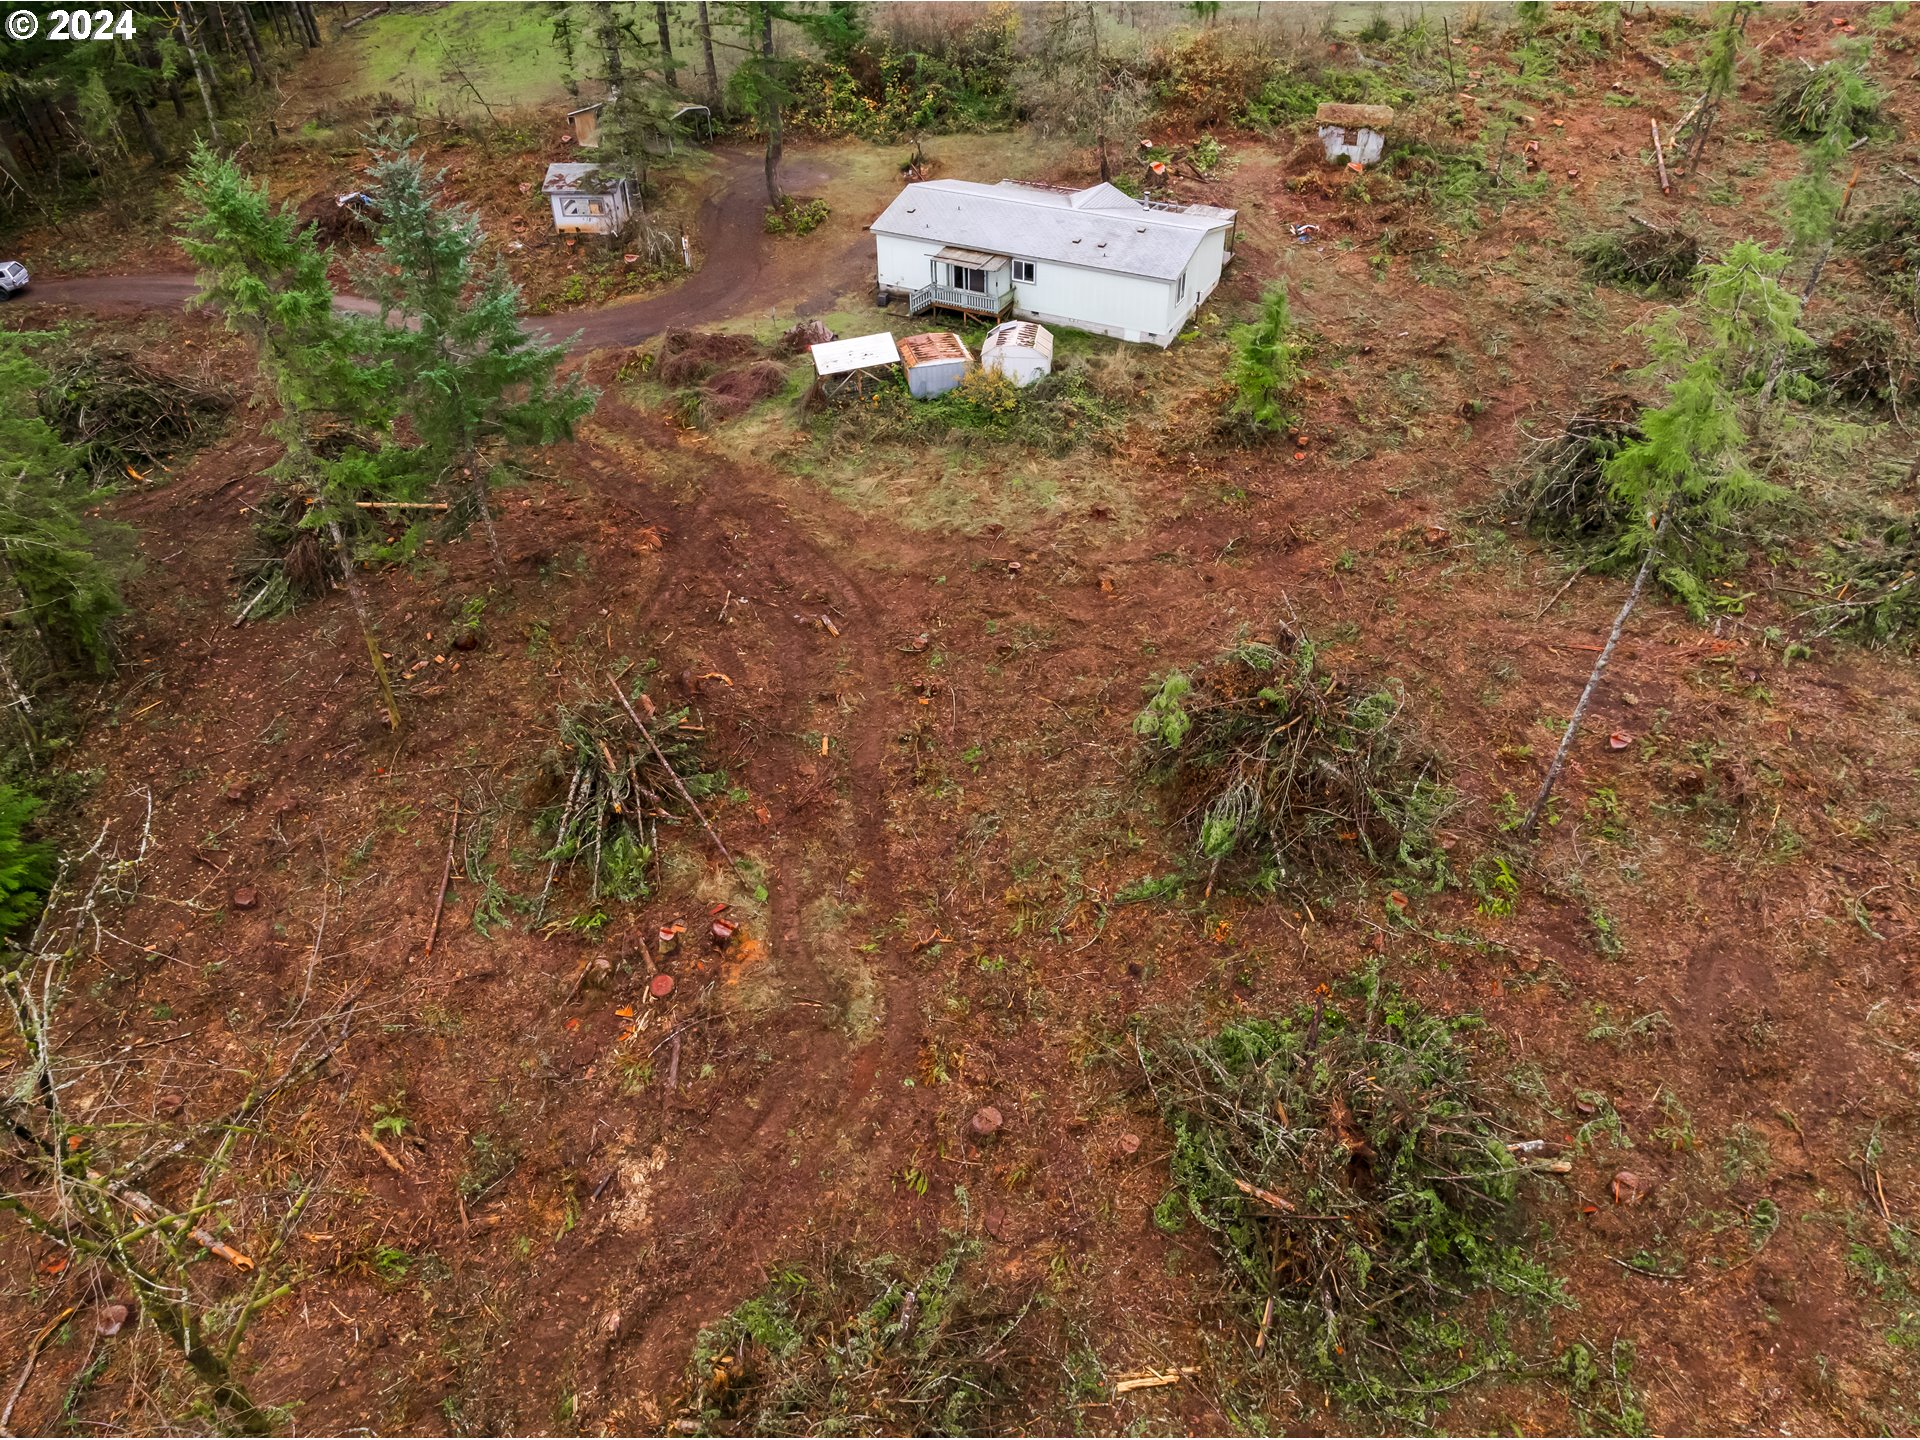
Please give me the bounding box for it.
[560,197,605,218]
[1177,272,1187,300]
[1013,260,1035,284]
[949,264,988,294]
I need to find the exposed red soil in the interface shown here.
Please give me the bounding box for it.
[4,3,1920,1435]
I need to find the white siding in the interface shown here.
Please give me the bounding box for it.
[874,223,1230,347]
[1169,229,1229,333]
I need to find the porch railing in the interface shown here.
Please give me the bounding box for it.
[907,284,1014,320]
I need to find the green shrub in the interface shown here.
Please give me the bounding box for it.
[1133,630,1453,893]
[827,363,1120,455]
[1139,966,1566,1421]
[0,784,55,940]
[763,196,831,237]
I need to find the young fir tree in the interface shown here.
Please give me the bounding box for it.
[1683,1,1757,172]
[361,138,596,574]
[1224,283,1305,438]
[0,331,129,680]
[178,144,410,729]
[1601,240,1806,613]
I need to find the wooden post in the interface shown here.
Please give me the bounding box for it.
[1651,119,1670,194]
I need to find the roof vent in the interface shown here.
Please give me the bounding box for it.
[905,206,916,213]
[1072,237,1082,244]
[1097,241,1107,247]
[1137,225,1147,232]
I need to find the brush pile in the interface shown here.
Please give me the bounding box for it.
[38,346,231,482]
[538,696,720,910]
[1133,630,1453,893]
[1140,970,1563,1416]
[1845,193,1920,324]
[1769,55,1885,139]
[681,1242,1050,1436]
[1808,519,1920,645]
[1820,319,1918,411]
[1507,397,1644,545]
[1575,224,1698,296]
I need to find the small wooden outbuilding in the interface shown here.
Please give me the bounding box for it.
[1315,103,1395,166]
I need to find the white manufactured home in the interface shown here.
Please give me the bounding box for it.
[869,180,1237,348]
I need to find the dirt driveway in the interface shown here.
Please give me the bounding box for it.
[13,146,868,351]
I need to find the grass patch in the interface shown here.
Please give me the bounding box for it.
[1139,965,1566,1423]
[820,365,1122,456]
[1133,628,1454,895]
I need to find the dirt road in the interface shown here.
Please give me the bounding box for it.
[13,148,856,351]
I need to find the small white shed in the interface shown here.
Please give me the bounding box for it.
[981,321,1054,388]
[1315,103,1395,166]
[542,162,633,235]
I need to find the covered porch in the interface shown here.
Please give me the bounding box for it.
[908,246,1015,323]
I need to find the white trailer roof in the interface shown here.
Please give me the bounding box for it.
[811,332,900,376]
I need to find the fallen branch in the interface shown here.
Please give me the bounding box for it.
[1651,119,1670,194]
[1113,1366,1199,1395]
[1523,525,1661,839]
[425,799,459,958]
[0,1304,80,1433]
[1531,561,1592,621]
[1232,1176,1296,1212]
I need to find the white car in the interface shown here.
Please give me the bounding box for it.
[0,261,27,297]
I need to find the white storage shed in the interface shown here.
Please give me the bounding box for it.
[981,321,1054,388]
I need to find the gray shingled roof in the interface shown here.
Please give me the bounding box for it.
[870,180,1235,283]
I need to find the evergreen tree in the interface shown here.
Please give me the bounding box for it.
[178,145,409,729]
[1602,241,1806,613]
[1224,283,1305,438]
[0,783,53,939]
[361,137,596,574]
[0,332,129,678]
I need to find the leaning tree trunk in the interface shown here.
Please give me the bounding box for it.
[696,1,720,108]
[174,2,222,144]
[127,96,168,163]
[653,2,678,87]
[234,6,270,88]
[758,2,783,207]
[326,520,402,732]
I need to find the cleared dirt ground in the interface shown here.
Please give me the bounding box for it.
[3,3,1920,1435]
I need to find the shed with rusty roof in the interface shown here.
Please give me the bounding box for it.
[898,332,971,399]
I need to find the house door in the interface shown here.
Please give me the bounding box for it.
[947,264,988,294]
